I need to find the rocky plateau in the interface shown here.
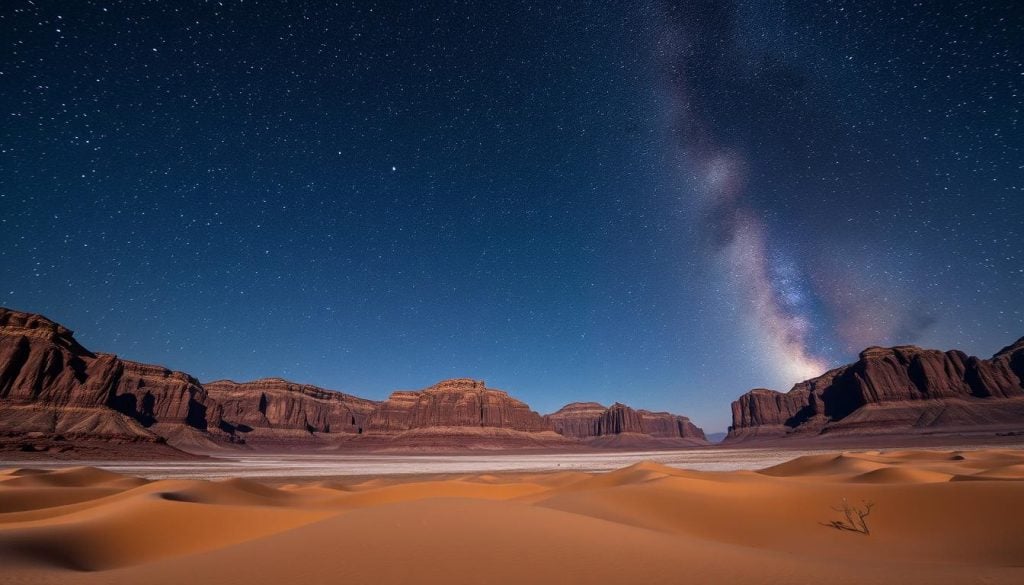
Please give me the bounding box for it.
[0,307,707,457]
[727,338,1024,442]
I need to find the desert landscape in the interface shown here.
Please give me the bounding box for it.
[2,307,1023,583]
[3,306,1023,460]
[2,449,1023,584]
[2,1,1021,583]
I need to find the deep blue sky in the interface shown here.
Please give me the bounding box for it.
[1,1,1021,431]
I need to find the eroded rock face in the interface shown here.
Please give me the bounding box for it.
[546,402,606,438]
[636,408,706,440]
[0,309,117,408]
[110,358,211,429]
[0,307,710,454]
[367,379,549,432]
[204,378,377,435]
[0,308,201,444]
[727,338,1024,441]
[729,388,814,432]
[972,338,1024,398]
[0,307,385,447]
[547,401,706,441]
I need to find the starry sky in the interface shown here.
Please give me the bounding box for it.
[1,1,1021,432]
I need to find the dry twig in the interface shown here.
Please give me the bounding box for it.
[820,498,874,535]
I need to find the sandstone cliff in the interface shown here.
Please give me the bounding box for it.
[547,401,707,444]
[0,307,708,455]
[545,402,607,438]
[0,307,376,453]
[367,378,549,433]
[205,378,377,437]
[727,339,1024,441]
[0,308,211,456]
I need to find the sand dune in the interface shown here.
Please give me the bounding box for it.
[1,449,1023,584]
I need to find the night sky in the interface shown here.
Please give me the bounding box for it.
[1,1,1021,431]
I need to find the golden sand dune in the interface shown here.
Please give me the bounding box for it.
[849,466,954,483]
[0,466,135,489]
[1,449,1023,584]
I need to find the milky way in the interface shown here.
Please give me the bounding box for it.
[654,0,1021,390]
[656,1,829,382]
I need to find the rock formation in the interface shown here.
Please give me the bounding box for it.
[0,307,707,455]
[205,378,377,437]
[109,359,212,430]
[367,379,549,433]
[0,307,377,453]
[727,339,1024,441]
[8,306,1024,454]
[545,402,608,438]
[0,308,119,409]
[0,308,208,455]
[547,401,707,444]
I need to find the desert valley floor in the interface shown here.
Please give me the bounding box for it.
[2,446,1023,585]
[0,446,916,480]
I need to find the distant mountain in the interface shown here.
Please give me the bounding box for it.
[704,432,728,444]
[727,339,1024,442]
[0,307,706,457]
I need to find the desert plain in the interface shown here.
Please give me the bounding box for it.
[1,446,1023,585]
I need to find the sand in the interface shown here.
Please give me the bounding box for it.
[1,449,1022,584]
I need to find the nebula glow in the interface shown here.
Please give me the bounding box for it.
[722,211,827,381]
[696,155,827,382]
[656,1,829,384]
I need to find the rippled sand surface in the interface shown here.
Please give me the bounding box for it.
[2,448,1023,585]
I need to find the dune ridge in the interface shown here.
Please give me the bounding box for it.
[0,449,1022,584]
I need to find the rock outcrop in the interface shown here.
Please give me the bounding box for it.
[0,308,205,455]
[0,307,709,455]
[109,359,212,430]
[205,378,377,437]
[727,339,1024,441]
[545,402,608,438]
[367,379,549,433]
[547,401,707,444]
[0,307,375,453]
[0,309,119,409]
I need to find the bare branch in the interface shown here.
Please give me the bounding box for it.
[822,498,874,535]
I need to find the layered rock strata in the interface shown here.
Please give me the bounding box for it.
[0,307,707,454]
[367,378,549,433]
[547,401,707,443]
[205,378,377,436]
[727,340,1024,441]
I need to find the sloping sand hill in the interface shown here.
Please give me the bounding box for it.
[1,449,1023,584]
